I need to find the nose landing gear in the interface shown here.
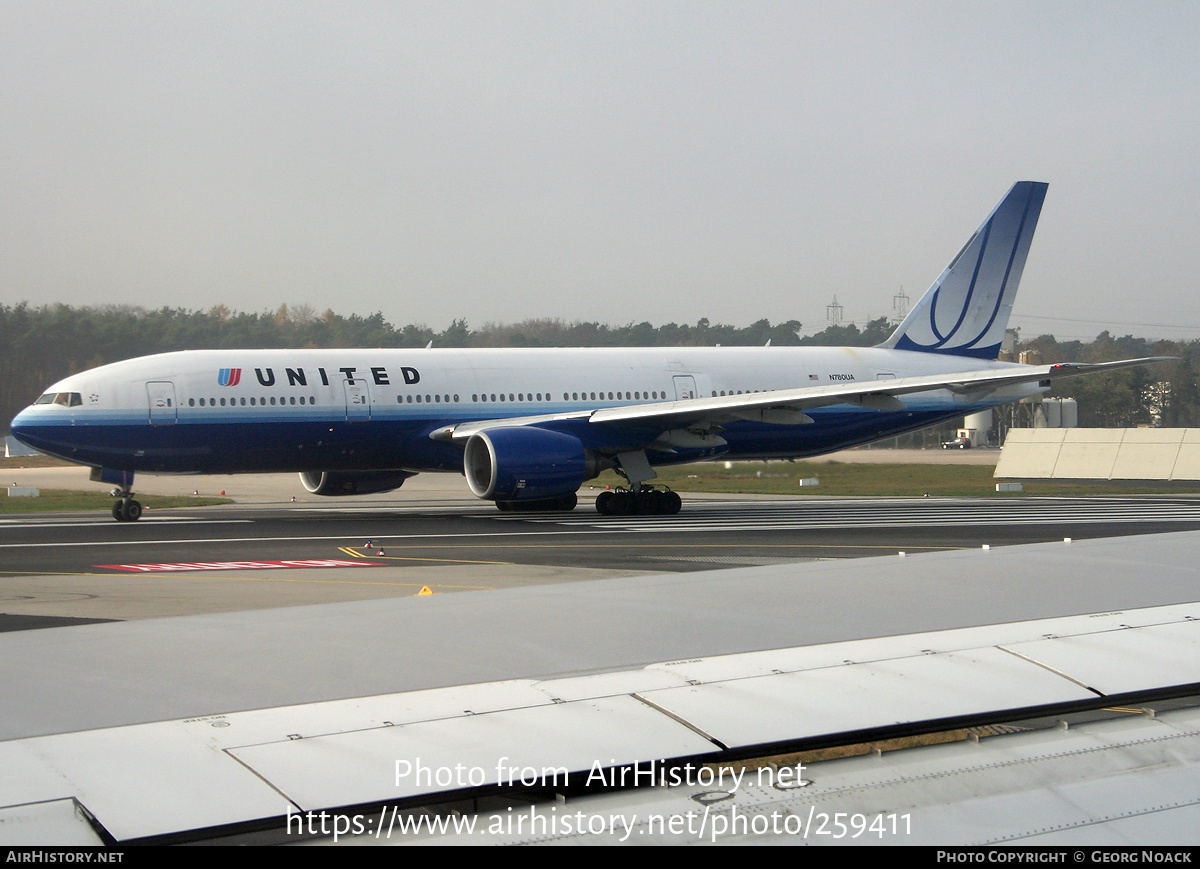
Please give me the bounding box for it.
[110,489,142,521]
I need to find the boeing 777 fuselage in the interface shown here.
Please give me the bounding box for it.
[9,182,1167,519]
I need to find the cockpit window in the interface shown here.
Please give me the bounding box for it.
[34,392,82,407]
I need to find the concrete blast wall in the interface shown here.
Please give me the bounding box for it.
[996,428,1200,481]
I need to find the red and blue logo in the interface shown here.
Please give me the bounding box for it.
[217,368,242,386]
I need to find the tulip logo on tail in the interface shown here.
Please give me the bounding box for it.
[218,368,242,386]
[884,181,1047,360]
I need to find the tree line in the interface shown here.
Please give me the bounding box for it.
[1,301,1193,432]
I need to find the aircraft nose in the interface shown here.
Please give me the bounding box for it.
[10,408,31,437]
[10,407,31,434]
[9,408,44,454]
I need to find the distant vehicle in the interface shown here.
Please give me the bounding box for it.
[942,436,972,450]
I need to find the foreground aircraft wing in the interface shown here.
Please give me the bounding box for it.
[3,532,1198,843]
[432,356,1173,442]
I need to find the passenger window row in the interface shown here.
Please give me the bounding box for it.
[185,389,766,407]
[466,390,668,403]
[189,396,315,407]
[48,388,772,411]
[399,395,459,404]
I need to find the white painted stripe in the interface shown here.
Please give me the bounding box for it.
[0,519,253,529]
[98,559,385,572]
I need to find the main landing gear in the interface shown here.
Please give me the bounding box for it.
[595,487,681,516]
[593,449,683,516]
[110,489,142,521]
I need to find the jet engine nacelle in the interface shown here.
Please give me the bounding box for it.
[464,427,602,501]
[299,470,415,496]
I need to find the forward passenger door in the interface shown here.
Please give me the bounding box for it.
[344,379,371,421]
[147,381,177,425]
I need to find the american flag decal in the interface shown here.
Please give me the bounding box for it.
[218,368,242,386]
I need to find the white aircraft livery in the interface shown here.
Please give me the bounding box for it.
[10,182,1167,520]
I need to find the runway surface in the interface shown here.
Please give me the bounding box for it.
[9,494,1200,569]
[4,492,1200,627]
[7,458,1200,847]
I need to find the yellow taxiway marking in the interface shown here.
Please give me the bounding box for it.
[338,546,514,566]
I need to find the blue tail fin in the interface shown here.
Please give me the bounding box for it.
[880,181,1048,360]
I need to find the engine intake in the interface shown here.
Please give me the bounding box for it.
[464,427,601,501]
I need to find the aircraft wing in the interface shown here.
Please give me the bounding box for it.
[3,531,1199,843]
[432,356,1173,442]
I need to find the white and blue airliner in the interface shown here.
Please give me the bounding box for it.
[10,182,1164,520]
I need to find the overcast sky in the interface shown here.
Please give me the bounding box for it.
[2,2,1197,341]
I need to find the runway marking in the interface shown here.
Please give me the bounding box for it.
[0,530,624,550]
[8,497,1200,553]
[96,559,386,573]
[162,573,496,590]
[292,505,493,515]
[0,519,253,530]
[337,546,514,566]
[337,542,963,552]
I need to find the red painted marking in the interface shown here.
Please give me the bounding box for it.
[97,559,384,572]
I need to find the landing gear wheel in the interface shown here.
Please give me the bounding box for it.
[596,487,681,516]
[112,498,142,521]
[643,490,665,514]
